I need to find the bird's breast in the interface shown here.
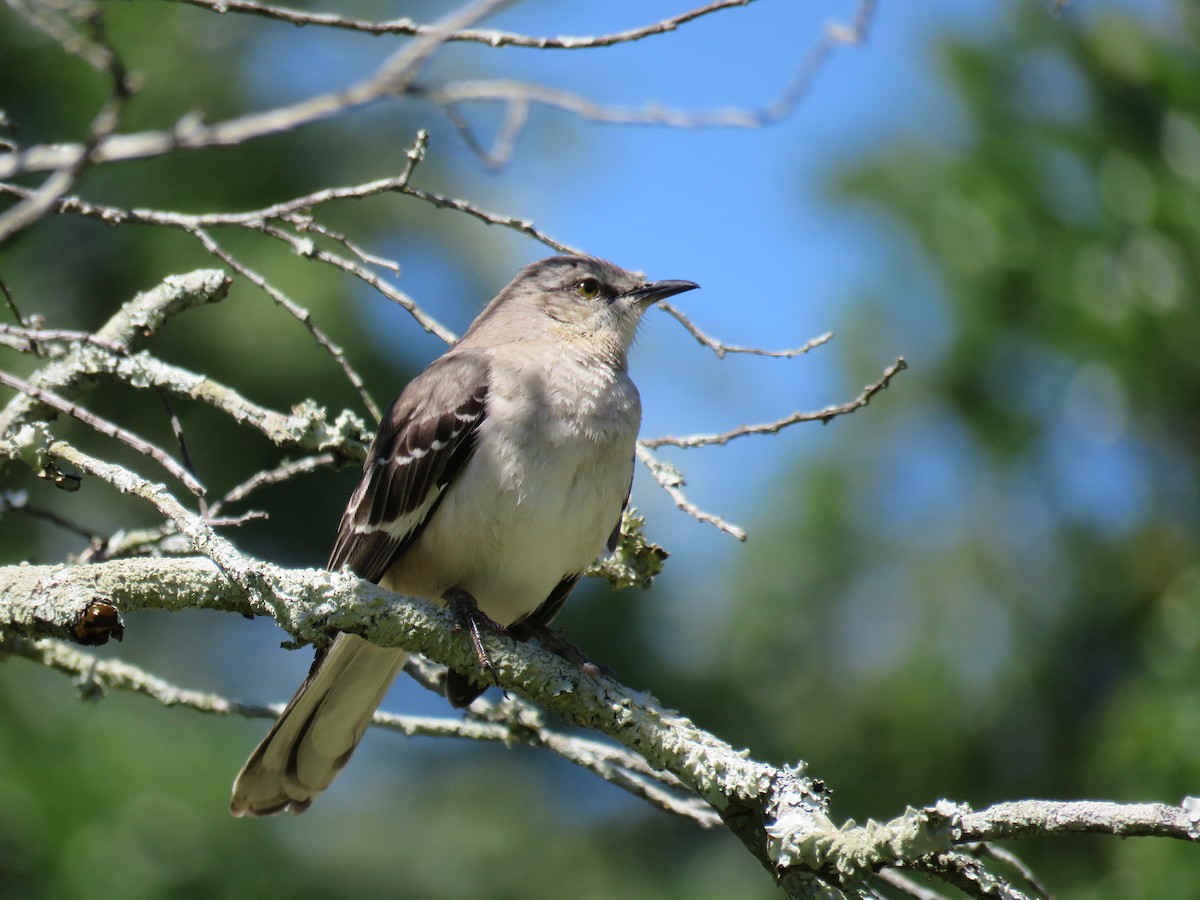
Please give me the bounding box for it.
[383,351,640,625]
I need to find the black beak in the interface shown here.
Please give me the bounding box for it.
[627,279,700,305]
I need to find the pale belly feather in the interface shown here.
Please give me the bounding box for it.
[382,348,640,626]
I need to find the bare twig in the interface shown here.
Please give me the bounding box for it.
[634,443,746,540]
[184,225,382,419]
[256,222,457,344]
[4,0,115,73]
[428,0,877,168]
[74,524,190,563]
[1,630,719,827]
[397,185,578,254]
[1,489,96,541]
[0,278,31,330]
[874,869,950,900]
[0,0,509,179]
[152,0,755,49]
[660,303,833,360]
[0,1,875,179]
[156,387,206,513]
[0,2,134,245]
[641,357,907,450]
[465,695,721,826]
[208,452,338,518]
[0,368,206,495]
[969,844,1050,899]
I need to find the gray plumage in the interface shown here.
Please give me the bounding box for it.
[230,255,698,816]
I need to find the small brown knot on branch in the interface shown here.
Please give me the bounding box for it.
[71,599,124,646]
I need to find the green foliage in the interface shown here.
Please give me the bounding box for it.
[712,2,1200,893]
[4,2,1198,896]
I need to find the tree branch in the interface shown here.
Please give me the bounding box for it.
[4,555,1192,897]
[641,357,908,450]
[0,269,230,482]
[0,629,720,828]
[152,0,756,48]
[0,0,509,179]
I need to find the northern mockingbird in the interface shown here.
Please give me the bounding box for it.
[230,255,698,816]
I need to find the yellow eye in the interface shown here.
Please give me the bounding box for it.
[575,277,601,299]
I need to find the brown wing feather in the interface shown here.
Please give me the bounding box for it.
[328,352,489,583]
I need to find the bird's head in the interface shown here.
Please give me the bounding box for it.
[468,255,698,365]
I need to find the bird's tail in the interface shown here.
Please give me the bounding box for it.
[230,633,407,816]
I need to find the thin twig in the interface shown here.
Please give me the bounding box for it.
[73,524,186,563]
[1,489,96,541]
[634,443,746,541]
[427,0,876,169]
[0,1,876,180]
[205,511,269,527]
[153,0,754,48]
[969,844,1051,899]
[3,631,718,828]
[184,225,383,419]
[156,387,206,514]
[659,303,833,360]
[0,369,205,496]
[0,2,134,245]
[257,222,456,344]
[400,184,579,254]
[0,278,31,328]
[912,852,1032,900]
[466,695,721,826]
[0,323,127,355]
[0,0,509,179]
[3,0,115,73]
[641,357,907,450]
[874,869,950,900]
[207,452,337,518]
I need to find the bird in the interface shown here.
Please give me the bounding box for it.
[230,255,698,816]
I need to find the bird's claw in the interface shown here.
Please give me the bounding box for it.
[443,587,508,686]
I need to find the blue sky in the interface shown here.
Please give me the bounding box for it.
[217,0,1188,819]
[377,1,1002,568]
[253,0,1174,634]
[371,1,1006,596]
[241,0,1178,649]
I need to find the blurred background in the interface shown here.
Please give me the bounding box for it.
[1,0,1197,896]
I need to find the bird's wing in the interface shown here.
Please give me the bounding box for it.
[328,351,489,583]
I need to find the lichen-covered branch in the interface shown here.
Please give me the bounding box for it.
[0,269,230,467]
[2,555,1194,898]
[0,0,510,180]
[0,629,718,828]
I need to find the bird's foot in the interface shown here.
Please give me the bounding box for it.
[529,624,614,680]
[443,587,508,686]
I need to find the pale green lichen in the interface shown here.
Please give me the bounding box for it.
[587,508,668,590]
[767,800,963,884]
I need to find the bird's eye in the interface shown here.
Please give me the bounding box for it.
[575,277,602,299]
